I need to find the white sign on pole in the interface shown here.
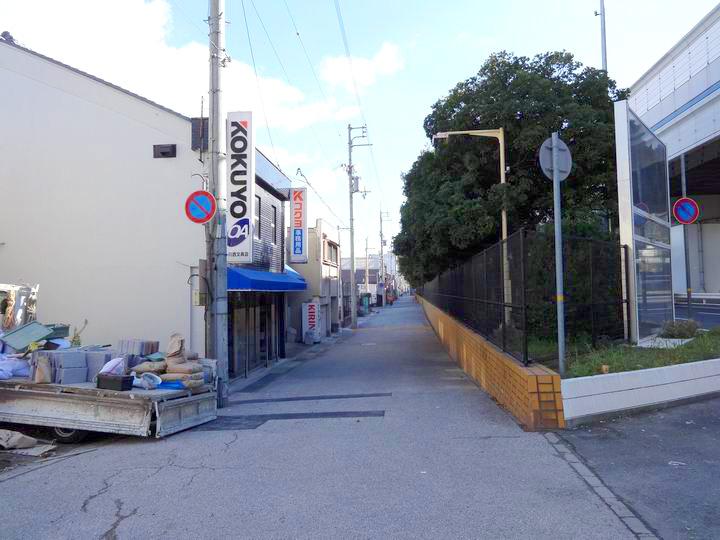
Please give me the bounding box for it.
[302,302,321,343]
[226,111,255,264]
[289,187,308,263]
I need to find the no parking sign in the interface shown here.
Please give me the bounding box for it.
[185,190,216,224]
[673,197,700,225]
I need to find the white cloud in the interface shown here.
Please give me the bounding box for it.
[320,42,404,94]
[0,0,351,132]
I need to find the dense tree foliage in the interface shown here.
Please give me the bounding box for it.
[394,51,627,287]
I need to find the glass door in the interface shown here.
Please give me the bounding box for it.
[256,300,269,368]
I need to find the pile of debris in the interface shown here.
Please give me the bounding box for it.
[0,323,212,391]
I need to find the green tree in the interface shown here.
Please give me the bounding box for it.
[394,51,627,286]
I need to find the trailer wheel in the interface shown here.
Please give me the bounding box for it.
[51,427,88,444]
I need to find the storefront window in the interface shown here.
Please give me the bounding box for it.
[254,195,261,239]
[271,204,277,244]
[635,241,673,337]
[627,108,673,339]
[629,110,670,221]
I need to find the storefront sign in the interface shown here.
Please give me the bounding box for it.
[226,111,255,264]
[290,187,308,263]
[302,302,321,343]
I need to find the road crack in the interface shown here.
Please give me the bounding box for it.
[100,499,138,540]
[81,470,124,513]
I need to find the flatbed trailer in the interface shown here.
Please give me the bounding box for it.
[0,379,217,441]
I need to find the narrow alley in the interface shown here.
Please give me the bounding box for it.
[0,297,637,539]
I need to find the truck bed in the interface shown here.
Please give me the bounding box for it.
[0,379,217,437]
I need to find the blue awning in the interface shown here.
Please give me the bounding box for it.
[227,265,307,292]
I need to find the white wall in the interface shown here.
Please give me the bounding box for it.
[562,358,720,425]
[0,43,206,352]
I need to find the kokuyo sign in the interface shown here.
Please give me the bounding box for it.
[226,111,255,264]
[290,187,308,263]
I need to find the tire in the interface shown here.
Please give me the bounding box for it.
[50,426,89,444]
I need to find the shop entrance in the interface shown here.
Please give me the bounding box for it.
[229,292,279,378]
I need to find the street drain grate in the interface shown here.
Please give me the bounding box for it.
[195,410,386,431]
[229,392,392,406]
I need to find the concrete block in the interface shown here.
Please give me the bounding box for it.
[54,351,87,369]
[56,367,88,384]
[86,351,113,381]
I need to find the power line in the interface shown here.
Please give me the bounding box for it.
[333,0,364,122]
[283,0,343,139]
[250,0,336,168]
[240,0,279,167]
[332,0,385,203]
[250,0,293,85]
[296,168,347,227]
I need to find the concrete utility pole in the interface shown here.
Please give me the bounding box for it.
[379,210,390,306]
[208,0,228,404]
[595,0,608,72]
[347,124,370,329]
[365,237,370,294]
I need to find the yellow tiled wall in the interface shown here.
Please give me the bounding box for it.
[418,296,565,430]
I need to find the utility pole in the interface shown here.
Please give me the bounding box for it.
[208,0,228,405]
[595,0,607,72]
[379,210,390,306]
[365,237,370,294]
[337,224,343,325]
[347,124,370,329]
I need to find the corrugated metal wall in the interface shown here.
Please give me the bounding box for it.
[250,183,285,272]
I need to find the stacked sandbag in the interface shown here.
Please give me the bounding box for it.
[133,361,166,374]
[162,362,204,388]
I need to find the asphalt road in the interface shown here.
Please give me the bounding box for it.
[563,398,720,540]
[0,297,634,539]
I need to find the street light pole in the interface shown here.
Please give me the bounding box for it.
[433,128,511,322]
[595,0,608,72]
[433,129,507,241]
[379,210,390,300]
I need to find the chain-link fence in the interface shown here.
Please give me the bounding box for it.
[418,229,628,366]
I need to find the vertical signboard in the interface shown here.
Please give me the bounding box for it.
[302,302,321,343]
[290,187,308,263]
[226,111,255,264]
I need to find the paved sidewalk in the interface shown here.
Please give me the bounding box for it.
[564,398,720,539]
[0,297,636,539]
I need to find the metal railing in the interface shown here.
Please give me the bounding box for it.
[418,229,628,366]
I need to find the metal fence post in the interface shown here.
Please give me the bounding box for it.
[484,250,489,336]
[623,244,631,342]
[501,240,507,353]
[520,229,529,364]
[589,241,596,347]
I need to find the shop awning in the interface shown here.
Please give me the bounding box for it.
[227,265,307,292]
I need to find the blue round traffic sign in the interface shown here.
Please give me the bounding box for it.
[185,190,216,224]
[673,197,700,225]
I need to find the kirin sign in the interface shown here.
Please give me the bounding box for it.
[290,187,308,263]
[226,111,255,264]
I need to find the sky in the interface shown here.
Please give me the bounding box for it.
[2,0,719,256]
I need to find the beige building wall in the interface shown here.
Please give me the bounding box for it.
[0,42,206,352]
[287,219,341,340]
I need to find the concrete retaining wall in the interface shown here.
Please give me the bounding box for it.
[562,357,720,425]
[418,296,565,430]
